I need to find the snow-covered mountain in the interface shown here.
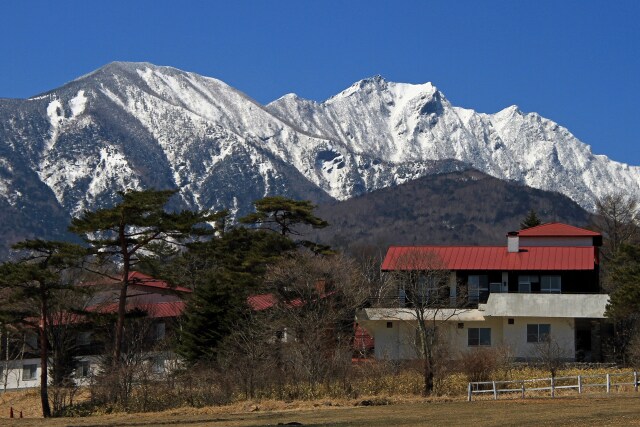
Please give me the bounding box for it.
[267,75,640,210]
[0,62,637,253]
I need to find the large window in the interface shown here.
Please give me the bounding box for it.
[541,276,561,293]
[468,328,491,346]
[527,324,551,343]
[468,275,488,303]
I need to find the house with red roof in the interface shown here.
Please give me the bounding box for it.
[1,272,190,390]
[356,223,609,362]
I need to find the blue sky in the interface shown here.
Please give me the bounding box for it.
[1,1,639,164]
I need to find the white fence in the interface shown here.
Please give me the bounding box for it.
[467,371,639,401]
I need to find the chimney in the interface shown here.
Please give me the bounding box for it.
[507,231,519,253]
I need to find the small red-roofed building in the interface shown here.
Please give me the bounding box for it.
[357,223,609,362]
[0,272,190,390]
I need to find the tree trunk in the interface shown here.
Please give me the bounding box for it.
[39,292,51,418]
[114,224,130,366]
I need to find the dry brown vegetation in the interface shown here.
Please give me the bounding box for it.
[1,393,639,426]
[1,366,639,425]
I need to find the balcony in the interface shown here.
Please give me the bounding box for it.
[479,293,610,318]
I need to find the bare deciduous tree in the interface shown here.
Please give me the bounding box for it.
[385,250,467,396]
[263,252,368,397]
[593,193,640,261]
[533,335,569,380]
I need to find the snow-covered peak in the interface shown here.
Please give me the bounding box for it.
[2,60,640,224]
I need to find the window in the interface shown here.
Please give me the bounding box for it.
[151,357,165,374]
[386,322,393,329]
[417,275,441,303]
[527,324,551,343]
[468,275,488,303]
[518,275,539,293]
[508,318,515,325]
[489,282,503,293]
[76,332,92,346]
[541,276,561,293]
[468,328,491,346]
[22,364,37,381]
[77,361,90,378]
[152,322,166,341]
[25,333,38,351]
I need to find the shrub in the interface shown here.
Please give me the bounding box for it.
[458,346,513,383]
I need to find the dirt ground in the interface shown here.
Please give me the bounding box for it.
[1,392,640,427]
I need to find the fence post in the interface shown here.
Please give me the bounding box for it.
[578,375,582,394]
[493,381,497,400]
[468,383,472,402]
[634,371,638,392]
[606,373,611,394]
[550,377,555,398]
[521,380,525,399]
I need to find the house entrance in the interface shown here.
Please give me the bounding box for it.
[575,319,601,362]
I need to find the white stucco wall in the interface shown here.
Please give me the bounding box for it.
[1,358,41,390]
[359,316,576,361]
[501,317,575,359]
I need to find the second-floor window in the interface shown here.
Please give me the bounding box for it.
[468,275,488,303]
[541,276,561,293]
[518,275,539,293]
[152,322,166,341]
[76,332,92,346]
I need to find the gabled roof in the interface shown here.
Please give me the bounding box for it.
[517,222,600,237]
[382,246,597,271]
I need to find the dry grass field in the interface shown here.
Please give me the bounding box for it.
[1,392,639,427]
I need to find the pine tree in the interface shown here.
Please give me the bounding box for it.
[0,240,84,418]
[240,196,328,236]
[520,209,542,229]
[69,189,216,366]
[177,228,295,362]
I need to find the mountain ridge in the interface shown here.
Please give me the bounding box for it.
[0,62,636,257]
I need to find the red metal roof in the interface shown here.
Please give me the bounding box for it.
[247,293,278,311]
[517,222,601,237]
[82,271,192,293]
[127,271,192,293]
[382,246,597,271]
[247,290,335,311]
[90,301,186,318]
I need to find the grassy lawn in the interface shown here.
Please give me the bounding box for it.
[1,393,639,426]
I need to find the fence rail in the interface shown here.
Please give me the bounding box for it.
[467,371,639,401]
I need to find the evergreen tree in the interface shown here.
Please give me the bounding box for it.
[605,243,640,363]
[240,196,328,236]
[69,189,216,366]
[0,240,84,418]
[177,228,295,362]
[520,209,542,229]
